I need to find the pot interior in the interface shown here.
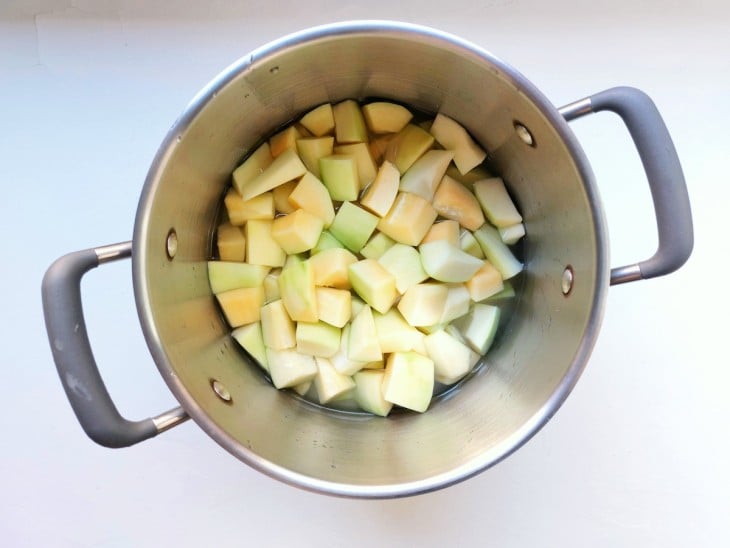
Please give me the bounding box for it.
[133,22,608,497]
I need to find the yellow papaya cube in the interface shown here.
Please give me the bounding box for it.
[430,113,486,175]
[224,189,274,225]
[232,142,273,196]
[260,299,295,350]
[399,150,454,202]
[362,102,413,134]
[271,209,324,255]
[466,261,504,302]
[377,192,438,246]
[377,243,428,294]
[272,180,297,214]
[239,148,307,201]
[216,222,246,261]
[433,174,486,231]
[384,124,434,174]
[269,125,302,157]
[288,172,335,227]
[348,305,382,362]
[246,219,286,267]
[421,220,460,246]
[348,259,398,314]
[473,177,523,228]
[373,308,424,354]
[333,99,368,144]
[397,283,448,327]
[299,103,335,137]
[215,286,265,328]
[315,287,351,328]
[308,247,358,289]
[263,268,281,303]
[359,160,400,218]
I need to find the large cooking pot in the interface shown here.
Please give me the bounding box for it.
[42,21,693,498]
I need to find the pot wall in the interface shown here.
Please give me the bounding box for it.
[132,22,609,497]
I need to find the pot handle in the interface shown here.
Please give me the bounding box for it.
[42,241,188,448]
[559,86,693,285]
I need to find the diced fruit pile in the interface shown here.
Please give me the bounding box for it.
[207,99,524,416]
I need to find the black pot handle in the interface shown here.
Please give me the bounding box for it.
[42,241,188,448]
[559,86,693,285]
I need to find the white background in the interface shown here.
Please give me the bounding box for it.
[2,1,728,546]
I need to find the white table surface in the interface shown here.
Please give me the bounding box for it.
[2,1,728,546]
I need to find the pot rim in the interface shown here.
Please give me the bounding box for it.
[132,19,610,498]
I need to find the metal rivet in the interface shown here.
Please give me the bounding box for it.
[165,229,178,260]
[269,66,279,75]
[211,379,232,403]
[562,265,574,295]
[514,121,535,147]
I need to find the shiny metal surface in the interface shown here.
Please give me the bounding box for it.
[561,266,575,295]
[131,21,609,497]
[610,264,643,285]
[559,97,593,121]
[95,241,133,264]
[152,406,189,433]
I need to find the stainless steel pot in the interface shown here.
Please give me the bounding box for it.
[42,21,693,498]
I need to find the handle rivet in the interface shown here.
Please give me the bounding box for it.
[211,379,232,403]
[165,229,178,260]
[562,266,574,295]
[514,121,535,147]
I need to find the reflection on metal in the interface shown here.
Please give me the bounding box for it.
[514,122,535,147]
[152,406,189,433]
[211,379,232,403]
[95,241,133,264]
[166,229,178,260]
[561,266,574,295]
[558,97,593,121]
[610,264,643,285]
